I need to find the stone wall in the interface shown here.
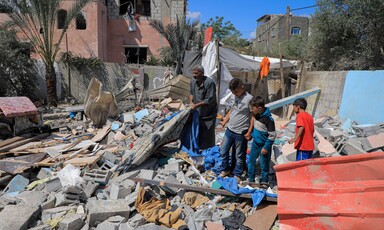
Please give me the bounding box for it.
[59,62,170,102]
[299,71,347,118]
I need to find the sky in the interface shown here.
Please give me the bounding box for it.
[187,0,317,40]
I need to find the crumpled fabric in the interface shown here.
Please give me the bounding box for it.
[135,187,186,229]
[180,110,200,156]
[216,177,278,207]
[182,192,210,209]
[202,145,222,174]
[221,209,251,230]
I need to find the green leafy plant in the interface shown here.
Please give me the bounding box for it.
[60,52,103,71]
[145,55,160,66]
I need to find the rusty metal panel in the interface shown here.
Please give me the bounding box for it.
[275,152,384,229]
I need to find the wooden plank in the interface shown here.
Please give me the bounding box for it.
[243,203,277,230]
[65,104,84,112]
[0,135,29,149]
[0,153,46,174]
[92,124,111,142]
[266,87,321,111]
[130,177,277,203]
[0,133,50,153]
[64,150,104,167]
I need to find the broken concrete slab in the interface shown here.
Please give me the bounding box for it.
[315,130,337,156]
[127,213,146,228]
[367,132,384,149]
[243,204,277,230]
[137,169,155,180]
[58,213,84,230]
[41,193,56,210]
[110,183,132,200]
[281,143,297,162]
[96,215,127,230]
[16,191,47,207]
[37,168,54,180]
[0,205,40,230]
[352,124,381,137]
[342,140,366,155]
[55,191,80,207]
[28,224,51,230]
[86,200,130,227]
[84,182,99,198]
[41,206,78,223]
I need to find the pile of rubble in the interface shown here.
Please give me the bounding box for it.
[271,115,384,165]
[0,97,278,230]
[0,92,384,230]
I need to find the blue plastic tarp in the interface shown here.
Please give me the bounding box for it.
[216,177,277,207]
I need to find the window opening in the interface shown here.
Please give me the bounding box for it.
[57,9,67,29]
[76,12,86,30]
[291,27,301,35]
[125,47,147,64]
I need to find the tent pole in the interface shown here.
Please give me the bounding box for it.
[279,43,287,118]
[215,39,221,103]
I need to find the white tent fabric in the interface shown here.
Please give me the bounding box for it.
[201,42,233,106]
[201,42,297,107]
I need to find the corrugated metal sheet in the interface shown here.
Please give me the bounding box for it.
[275,152,384,229]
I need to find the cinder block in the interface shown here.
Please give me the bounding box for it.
[83,169,112,185]
[137,169,155,180]
[110,183,132,200]
[86,200,130,227]
[55,192,80,207]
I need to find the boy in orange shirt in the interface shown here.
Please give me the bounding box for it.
[288,98,314,161]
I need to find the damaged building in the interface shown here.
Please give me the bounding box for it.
[0,0,187,63]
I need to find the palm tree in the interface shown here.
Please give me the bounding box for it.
[150,17,199,75]
[2,0,91,107]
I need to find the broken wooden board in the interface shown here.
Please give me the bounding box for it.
[92,124,111,142]
[0,135,31,149]
[0,153,46,174]
[243,203,277,230]
[64,150,104,167]
[0,133,50,153]
[36,150,104,168]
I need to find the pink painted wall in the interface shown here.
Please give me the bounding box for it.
[0,1,177,63]
[107,18,169,63]
[58,1,104,60]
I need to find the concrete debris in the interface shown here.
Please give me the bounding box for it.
[0,93,383,230]
[0,205,40,230]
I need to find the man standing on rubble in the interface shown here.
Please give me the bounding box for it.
[190,65,217,149]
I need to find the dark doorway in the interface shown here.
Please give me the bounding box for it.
[125,47,147,64]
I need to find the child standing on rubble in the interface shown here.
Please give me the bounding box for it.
[288,98,315,160]
[248,96,276,189]
[219,78,253,180]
